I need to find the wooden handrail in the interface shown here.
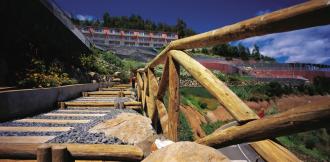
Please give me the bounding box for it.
[0,144,144,161]
[169,50,258,122]
[135,1,330,160]
[195,100,330,148]
[144,0,330,69]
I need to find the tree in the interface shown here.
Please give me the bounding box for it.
[201,48,208,54]
[237,43,249,60]
[103,12,111,27]
[252,44,261,60]
[176,18,187,38]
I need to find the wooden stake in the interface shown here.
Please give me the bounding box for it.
[168,56,180,141]
[37,144,51,162]
[157,57,169,100]
[52,146,72,162]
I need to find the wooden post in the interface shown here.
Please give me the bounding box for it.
[169,50,258,122]
[37,144,51,162]
[52,146,72,162]
[155,99,169,137]
[168,56,180,141]
[82,92,88,97]
[157,57,169,100]
[58,102,65,109]
[142,72,148,111]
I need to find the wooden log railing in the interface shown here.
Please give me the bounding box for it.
[136,0,330,161]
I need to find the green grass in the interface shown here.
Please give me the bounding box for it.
[180,87,214,98]
[201,120,225,135]
[178,112,194,141]
[180,87,219,112]
[277,129,330,161]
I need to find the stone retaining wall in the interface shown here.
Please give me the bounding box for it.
[0,82,113,122]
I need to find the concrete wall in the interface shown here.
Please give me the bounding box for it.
[0,82,113,122]
[199,61,238,74]
[251,70,330,81]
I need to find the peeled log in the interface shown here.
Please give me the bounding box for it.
[168,57,180,141]
[169,50,258,122]
[196,100,330,148]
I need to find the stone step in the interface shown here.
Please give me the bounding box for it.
[0,126,72,132]
[44,113,106,117]
[56,109,113,113]
[0,136,55,143]
[15,119,90,124]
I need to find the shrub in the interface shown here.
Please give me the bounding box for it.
[277,129,330,161]
[178,112,194,141]
[18,58,77,88]
[265,105,278,116]
[200,102,208,109]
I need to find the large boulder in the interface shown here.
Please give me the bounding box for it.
[143,141,230,162]
[89,113,156,153]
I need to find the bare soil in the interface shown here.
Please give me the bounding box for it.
[180,105,207,139]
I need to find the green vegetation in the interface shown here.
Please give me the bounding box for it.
[277,129,330,161]
[17,48,144,88]
[188,44,275,62]
[178,112,194,141]
[201,120,225,135]
[18,58,77,88]
[211,43,275,61]
[72,13,196,38]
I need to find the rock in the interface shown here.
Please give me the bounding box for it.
[142,141,230,162]
[89,113,156,153]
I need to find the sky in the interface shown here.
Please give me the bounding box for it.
[54,0,330,65]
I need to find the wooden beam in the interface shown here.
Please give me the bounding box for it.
[142,72,148,110]
[250,140,301,162]
[44,113,106,117]
[0,136,56,144]
[15,119,90,124]
[0,126,72,132]
[195,100,330,148]
[136,72,143,90]
[156,57,169,100]
[170,50,258,122]
[146,69,158,120]
[144,0,330,69]
[0,144,144,161]
[168,56,180,141]
[63,101,141,107]
[86,91,132,95]
[155,99,169,137]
